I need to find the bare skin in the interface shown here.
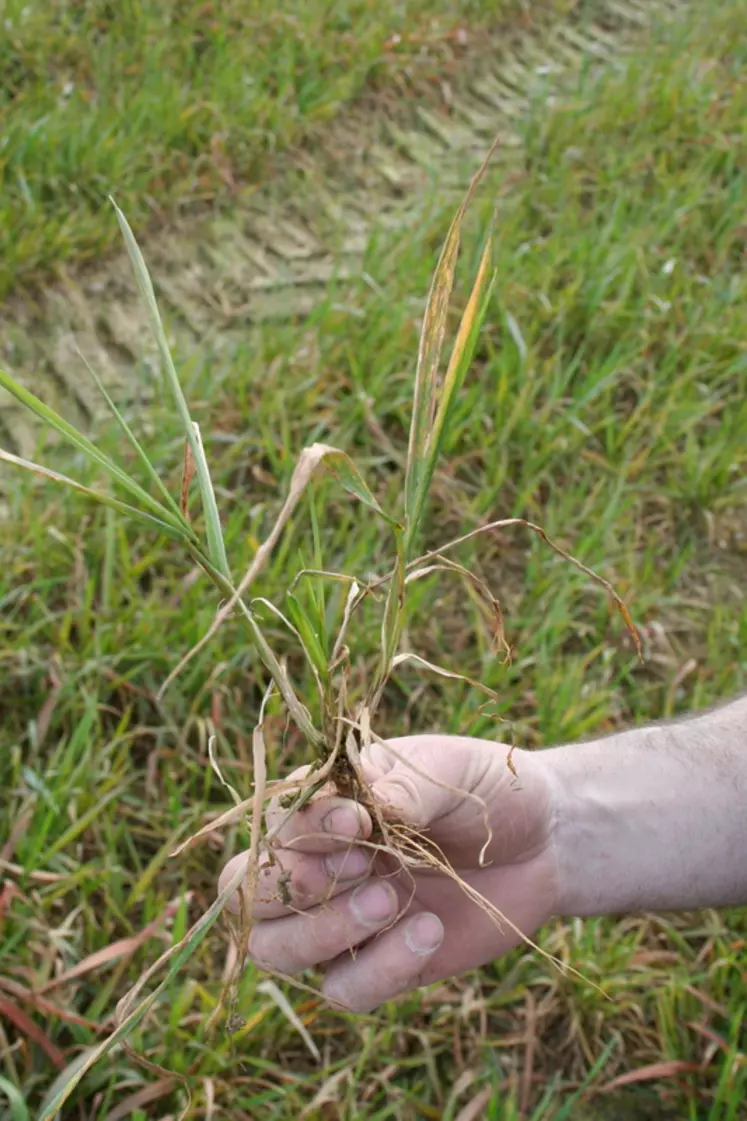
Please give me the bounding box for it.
[219,696,747,1013]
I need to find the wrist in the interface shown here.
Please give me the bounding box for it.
[543,700,747,918]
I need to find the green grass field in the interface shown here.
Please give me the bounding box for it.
[0,0,566,300]
[1,0,747,1118]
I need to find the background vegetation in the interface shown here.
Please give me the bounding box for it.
[0,0,745,1117]
[0,0,566,298]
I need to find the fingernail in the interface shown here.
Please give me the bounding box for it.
[322,805,363,838]
[350,882,395,926]
[404,912,443,955]
[324,848,369,882]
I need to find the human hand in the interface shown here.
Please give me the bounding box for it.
[219,735,560,1012]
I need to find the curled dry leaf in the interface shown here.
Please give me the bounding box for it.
[406,559,510,658]
[409,517,643,661]
[159,442,396,698]
[391,650,500,704]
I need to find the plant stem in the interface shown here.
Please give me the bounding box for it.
[186,546,325,752]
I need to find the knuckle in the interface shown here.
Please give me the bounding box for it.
[306,904,353,965]
[379,774,427,827]
[285,858,318,906]
[253,853,284,908]
[286,806,322,844]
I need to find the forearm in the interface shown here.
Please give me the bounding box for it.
[545,696,747,917]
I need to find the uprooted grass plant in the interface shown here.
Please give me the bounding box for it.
[0,139,641,1117]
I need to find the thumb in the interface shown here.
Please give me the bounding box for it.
[369,760,456,830]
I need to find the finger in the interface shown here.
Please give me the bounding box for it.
[365,737,456,829]
[322,910,445,1013]
[218,844,372,919]
[248,878,400,974]
[266,792,373,854]
[365,735,506,831]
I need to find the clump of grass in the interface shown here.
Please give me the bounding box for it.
[0,138,640,1117]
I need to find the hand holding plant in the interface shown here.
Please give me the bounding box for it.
[0,137,639,1116]
[220,734,558,1013]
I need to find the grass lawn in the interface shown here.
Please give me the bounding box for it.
[0,0,570,301]
[1,0,747,1118]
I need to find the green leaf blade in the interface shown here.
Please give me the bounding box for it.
[0,1077,29,1121]
[0,448,187,541]
[78,351,189,530]
[112,200,231,579]
[0,368,184,532]
[285,592,330,685]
